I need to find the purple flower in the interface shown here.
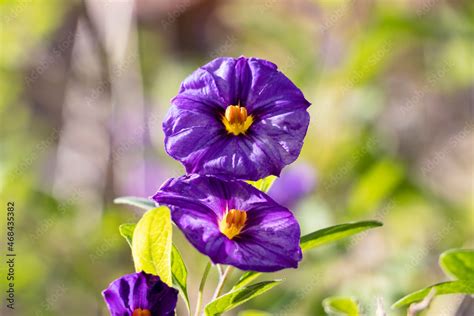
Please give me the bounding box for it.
[102,272,178,316]
[268,163,317,209]
[163,57,311,181]
[152,174,302,272]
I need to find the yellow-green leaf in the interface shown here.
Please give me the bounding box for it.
[392,280,474,308]
[132,206,172,286]
[246,175,277,193]
[440,249,474,280]
[323,296,360,316]
[171,244,190,312]
[119,223,136,247]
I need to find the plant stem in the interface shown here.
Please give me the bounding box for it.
[194,261,211,316]
[216,264,224,277]
[211,266,234,300]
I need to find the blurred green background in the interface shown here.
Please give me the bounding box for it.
[0,0,473,315]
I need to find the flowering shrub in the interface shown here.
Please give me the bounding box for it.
[102,57,382,316]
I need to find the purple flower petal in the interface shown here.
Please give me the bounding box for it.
[242,58,310,116]
[177,57,241,109]
[268,163,317,209]
[163,56,311,180]
[153,175,302,272]
[102,272,178,316]
[163,97,224,170]
[102,279,129,315]
[213,205,302,271]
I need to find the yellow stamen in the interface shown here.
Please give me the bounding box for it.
[219,209,247,239]
[133,309,151,316]
[221,105,253,136]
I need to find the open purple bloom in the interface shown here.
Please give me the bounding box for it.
[152,174,302,272]
[163,56,311,181]
[102,272,178,316]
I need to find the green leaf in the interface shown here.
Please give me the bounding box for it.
[118,221,189,309]
[440,249,474,280]
[205,280,282,316]
[323,296,360,316]
[231,221,382,292]
[119,223,136,247]
[171,244,190,312]
[132,206,172,286]
[232,271,262,290]
[114,196,155,210]
[300,221,383,251]
[392,280,474,308]
[246,175,277,193]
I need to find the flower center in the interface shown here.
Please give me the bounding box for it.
[221,105,253,136]
[133,308,151,316]
[219,209,247,239]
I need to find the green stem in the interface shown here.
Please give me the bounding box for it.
[211,266,234,300]
[194,261,211,316]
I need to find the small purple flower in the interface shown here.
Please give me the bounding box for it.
[268,163,317,209]
[163,56,311,181]
[102,272,178,316]
[152,174,302,272]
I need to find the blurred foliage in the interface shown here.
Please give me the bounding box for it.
[394,249,474,308]
[323,296,360,316]
[0,0,473,315]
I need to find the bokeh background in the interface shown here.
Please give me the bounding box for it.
[1,0,473,315]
